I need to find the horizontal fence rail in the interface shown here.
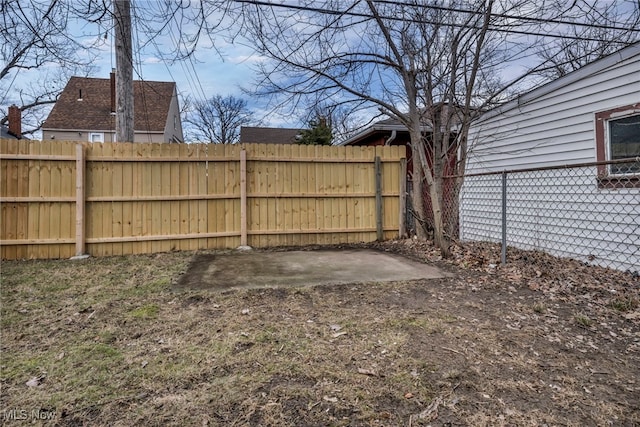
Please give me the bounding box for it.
[456,159,640,274]
[1,139,406,260]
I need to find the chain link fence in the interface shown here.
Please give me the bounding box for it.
[455,159,639,274]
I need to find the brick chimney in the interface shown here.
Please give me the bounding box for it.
[8,105,22,139]
[110,68,116,113]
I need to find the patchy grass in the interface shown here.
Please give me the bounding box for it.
[129,304,160,320]
[532,302,546,314]
[610,295,639,312]
[1,243,639,426]
[574,313,594,328]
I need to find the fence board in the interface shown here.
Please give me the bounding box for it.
[1,139,402,259]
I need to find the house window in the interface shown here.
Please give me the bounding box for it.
[89,132,104,143]
[608,114,640,174]
[595,104,640,187]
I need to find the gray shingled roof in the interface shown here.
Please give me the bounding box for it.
[43,76,176,132]
[240,126,304,144]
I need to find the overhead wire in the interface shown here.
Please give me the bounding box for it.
[231,0,640,43]
[167,14,208,103]
[372,0,640,32]
[131,0,154,143]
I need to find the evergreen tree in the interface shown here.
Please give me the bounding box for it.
[298,118,332,146]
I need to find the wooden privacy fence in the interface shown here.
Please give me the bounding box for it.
[1,139,407,260]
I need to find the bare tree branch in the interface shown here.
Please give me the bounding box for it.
[183,94,258,143]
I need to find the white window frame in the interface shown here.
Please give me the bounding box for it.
[595,104,640,181]
[605,113,640,164]
[88,132,104,143]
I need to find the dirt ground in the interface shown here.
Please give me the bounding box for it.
[1,240,639,426]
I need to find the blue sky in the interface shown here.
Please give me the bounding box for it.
[1,1,546,137]
[1,3,297,138]
[80,7,289,127]
[3,1,638,140]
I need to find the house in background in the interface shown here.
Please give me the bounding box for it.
[240,126,304,144]
[42,74,184,143]
[1,105,28,140]
[462,42,640,272]
[338,110,463,237]
[337,117,414,147]
[337,108,461,171]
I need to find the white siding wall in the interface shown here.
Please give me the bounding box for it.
[163,87,184,143]
[468,54,640,171]
[462,47,640,273]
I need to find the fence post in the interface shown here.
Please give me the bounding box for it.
[240,149,247,247]
[399,157,407,238]
[75,143,86,256]
[375,156,383,241]
[501,170,507,265]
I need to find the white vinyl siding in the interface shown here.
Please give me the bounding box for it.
[468,51,640,172]
[462,44,640,273]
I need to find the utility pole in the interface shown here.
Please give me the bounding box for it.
[114,0,134,143]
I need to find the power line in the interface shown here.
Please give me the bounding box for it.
[231,0,640,43]
[166,14,208,103]
[373,0,640,32]
[131,0,154,143]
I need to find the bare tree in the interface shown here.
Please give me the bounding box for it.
[224,0,639,255]
[184,94,257,143]
[0,0,101,135]
[231,0,520,254]
[535,1,640,79]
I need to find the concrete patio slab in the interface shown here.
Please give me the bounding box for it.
[175,249,449,291]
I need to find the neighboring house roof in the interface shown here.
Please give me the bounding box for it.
[240,126,304,144]
[339,104,469,146]
[1,126,29,140]
[43,76,177,132]
[476,41,640,124]
[338,117,430,146]
[2,105,28,139]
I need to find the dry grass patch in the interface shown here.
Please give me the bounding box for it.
[1,243,639,426]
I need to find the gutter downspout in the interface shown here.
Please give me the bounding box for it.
[385,130,397,146]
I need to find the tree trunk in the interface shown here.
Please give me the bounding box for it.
[411,148,427,240]
[430,175,450,257]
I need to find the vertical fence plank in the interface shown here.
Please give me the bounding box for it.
[141,143,153,254]
[265,144,276,247]
[375,156,383,241]
[111,143,124,256]
[119,143,133,255]
[75,143,86,256]
[130,143,142,254]
[399,157,407,238]
[38,140,52,259]
[177,144,190,251]
[290,144,302,245]
[169,143,181,251]
[198,144,209,250]
[103,142,115,256]
[321,145,332,245]
[1,139,18,260]
[14,140,29,259]
[337,147,347,244]
[240,149,247,247]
